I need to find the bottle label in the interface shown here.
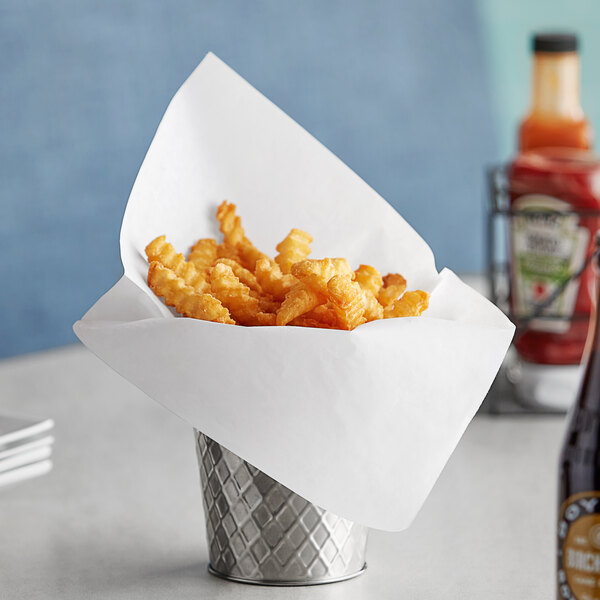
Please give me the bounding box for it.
[558,492,600,599]
[511,194,589,333]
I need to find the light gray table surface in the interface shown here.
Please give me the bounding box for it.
[0,344,565,599]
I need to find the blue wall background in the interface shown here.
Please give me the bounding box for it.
[2,0,503,358]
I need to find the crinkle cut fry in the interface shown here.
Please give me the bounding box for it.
[215,258,262,293]
[255,312,277,326]
[215,258,279,312]
[145,203,429,330]
[147,262,234,324]
[216,200,269,270]
[209,262,263,326]
[288,303,339,329]
[383,273,407,288]
[257,295,280,314]
[330,258,354,278]
[188,238,217,272]
[276,279,325,326]
[291,258,336,283]
[327,275,366,330]
[275,228,313,274]
[238,238,271,272]
[216,243,240,261]
[303,304,338,327]
[354,265,384,322]
[355,264,383,296]
[289,316,340,329]
[384,290,429,318]
[378,273,407,308]
[255,258,297,301]
[216,201,245,246]
[145,236,208,293]
[363,291,384,322]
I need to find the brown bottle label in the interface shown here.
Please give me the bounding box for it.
[558,492,600,599]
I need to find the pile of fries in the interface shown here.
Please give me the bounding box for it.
[145,201,429,330]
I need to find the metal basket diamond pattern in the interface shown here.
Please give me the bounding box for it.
[195,430,368,585]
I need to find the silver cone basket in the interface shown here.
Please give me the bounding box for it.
[195,430,368,585]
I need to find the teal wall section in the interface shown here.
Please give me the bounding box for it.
[478,0,600,160]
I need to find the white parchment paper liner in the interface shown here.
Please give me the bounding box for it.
[74,53,514,531]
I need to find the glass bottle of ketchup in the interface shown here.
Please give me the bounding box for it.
[507,34,598,411]
[519,33,592,152]
[509,150,600,366]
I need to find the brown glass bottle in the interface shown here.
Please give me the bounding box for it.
[558,251,600,599]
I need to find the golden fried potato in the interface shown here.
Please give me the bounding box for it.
[326,275,366,330]
[145,236,208,293]
[289,315,340,329]
[355,265,383,296]
[255,312,277,326]
[379,285,407,307]
[215,258,261,293]
[188,238,217,272]
[148,262,234,324]
[216,200,245,246]
[216,242,240,261]
[216,201,269,270]
[303,304,339,328]
[330,258,354,278]
[363,290,384,322]
[145,203,429,329]
[293,257,353,279]
[291,258,333,282]
[378,273,407,308]
[209,262,262,326]
[384,290,429,318]
[275,228,313,274]
[214,257,280,313]
[238,239,270,271]
[256,294,281,314]
[255,258,297,301]
[354,265,384,321]
[383,273,407,288]
[276,280,326,326]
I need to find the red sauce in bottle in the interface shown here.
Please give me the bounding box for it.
[508,149,600,364]
[519,34,592,152]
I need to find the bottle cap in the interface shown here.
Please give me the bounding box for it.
[533,33,578,53]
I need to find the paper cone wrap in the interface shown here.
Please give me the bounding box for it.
[74,53,514,531]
